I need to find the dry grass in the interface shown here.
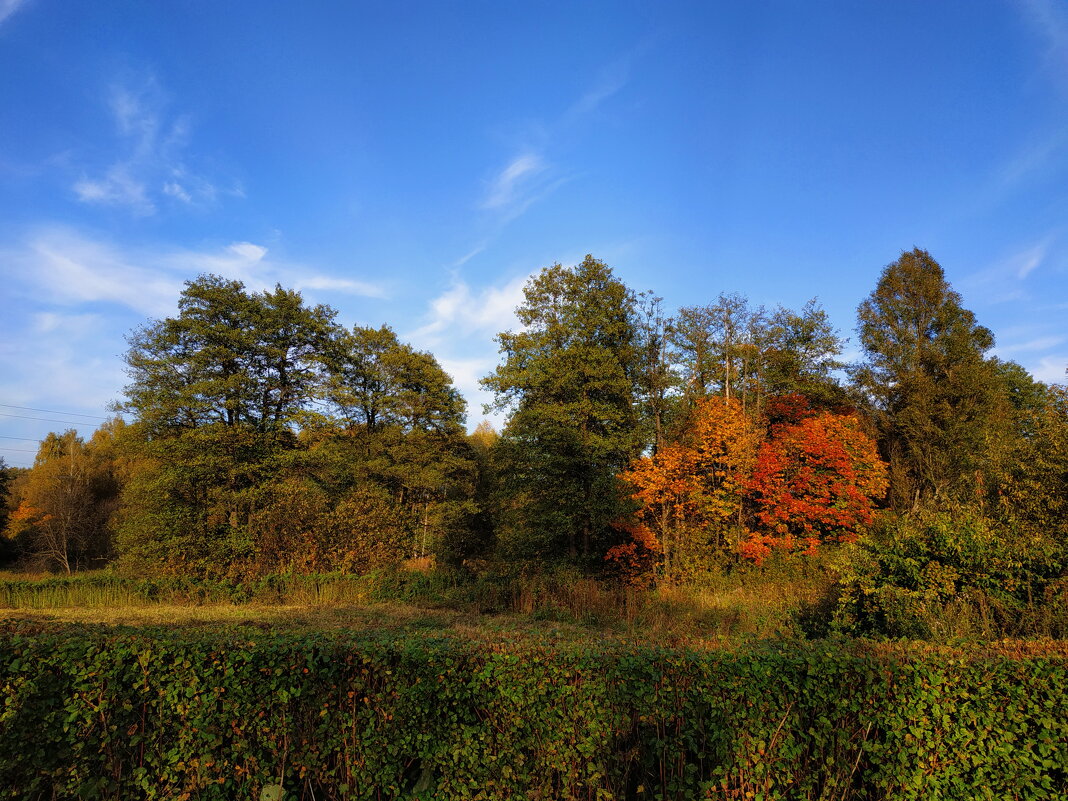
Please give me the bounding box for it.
[0,601,625,645]
[0,557,839,643]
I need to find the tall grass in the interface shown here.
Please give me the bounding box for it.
[0,572,377,609]
[0,562,836,638]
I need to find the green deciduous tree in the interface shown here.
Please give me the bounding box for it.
[634,292,677,454]
[762,299,847,407]
[483,255,643,559]
[672,294,846,414]
[329,324,466,435]
[672,293,755,404]
[117,275,341,573]
[124,275,339,433]
[991,376,1068,540]
[853,248,1000,508]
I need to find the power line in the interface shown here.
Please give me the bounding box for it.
[0,447,37,454]
[0,435,41,442]
[0,404,110,420]
[0,412,105,426]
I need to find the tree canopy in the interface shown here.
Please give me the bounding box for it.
[2,249,1064,594]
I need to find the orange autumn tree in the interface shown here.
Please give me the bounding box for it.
[613,443,693,580]
[743,412,888,563]
[615,397,762,581]
[603,519,662,586]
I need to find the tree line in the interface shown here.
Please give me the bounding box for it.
[2,248,1066,584]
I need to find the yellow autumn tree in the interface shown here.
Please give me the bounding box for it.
[2,428,121,573]
[619,397,763,581]
[617,443,694,580]
[686,397,764,545]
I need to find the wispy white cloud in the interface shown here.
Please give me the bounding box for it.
[407,271,535,428]
[4,226,386,317]
[997,128,1068,187]
[958,3,1068,216]
[410,271,530,346]
[13,229,185,315]
[481,153,547,212]
[1020,0,1068,75]
[1028,354,1068,385]
[0,228,386,449]
[0,0,26,27]
[0,309,126,457]
[434,355,497,425]
[989,320,1067,383]
[471,58,631,232]
[1011,239,1050,279]
[162,181,192,203]
[963,235,1056,300]
[450,244,487,268]
[994,335,1066,355]
[73,77,231,215]
[74,164,155,215]
[296,275,385,297]
[563,58,631,122]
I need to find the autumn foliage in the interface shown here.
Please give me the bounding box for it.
[743,412,888,563]
[686,397,764,530]
[616,397,889,576]
[617,397,763,580]
[604,520,662,586]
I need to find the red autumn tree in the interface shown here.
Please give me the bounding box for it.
[743,412,888,562]
[762,393,814,426]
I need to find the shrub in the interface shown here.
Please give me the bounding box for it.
[833,510,1067,638]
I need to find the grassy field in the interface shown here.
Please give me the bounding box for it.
[0,560,839,644]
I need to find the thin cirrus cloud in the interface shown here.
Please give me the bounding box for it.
[994,335,1066,355]
[480,153,547,211]
[473,59,631,227]
[1021,0,1068,75]
[7,226,386,318]
[958,3,1068,217]
[1014,240,1050,279]
[0,0,26,27]
[72,80,230,216]
[962,236,1055,299]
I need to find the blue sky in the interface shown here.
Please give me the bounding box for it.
[1,1,1066,466]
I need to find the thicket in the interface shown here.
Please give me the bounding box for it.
[0,622,1065,801]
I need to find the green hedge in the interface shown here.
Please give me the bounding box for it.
[0,623,1065,800]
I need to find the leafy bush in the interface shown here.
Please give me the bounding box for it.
[0,623,1065,800]
[833,511,1068,638]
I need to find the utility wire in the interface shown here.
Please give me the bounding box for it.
[0,435,41,442]
[0,447,37,454]
[0,403,110,420]
[0,412,104,426]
